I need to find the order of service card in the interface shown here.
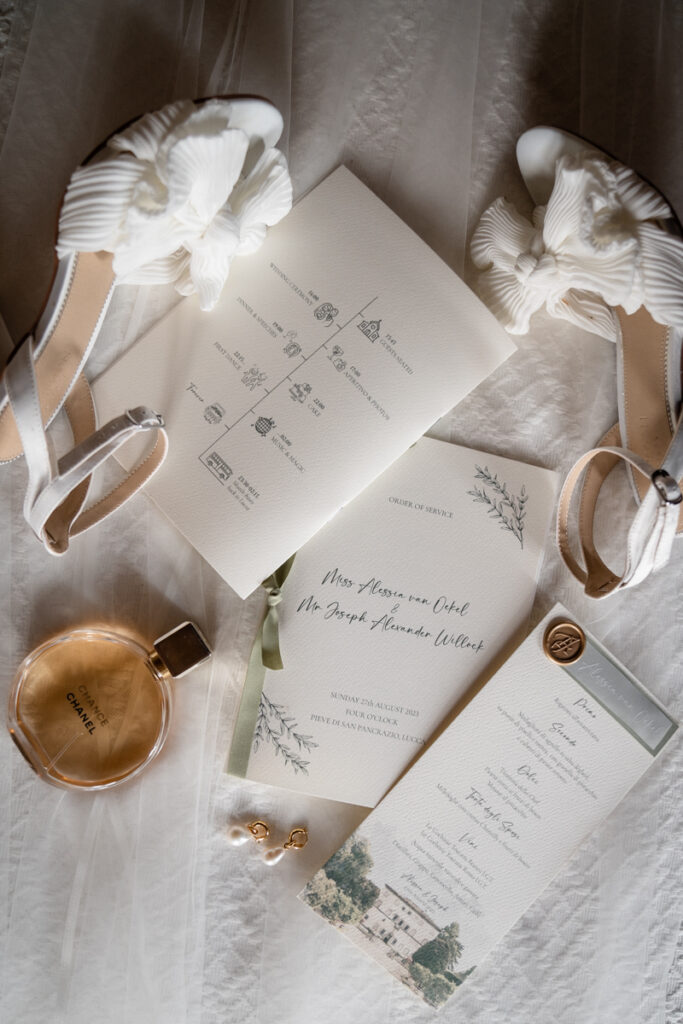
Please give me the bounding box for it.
[299,607,677,1009]
[229,437,558,806]
[93,166,515,597]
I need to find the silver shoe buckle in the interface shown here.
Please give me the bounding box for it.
[126,407,165,430]
[651,469,682,505]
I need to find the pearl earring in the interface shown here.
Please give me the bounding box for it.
[227,820,270,846]
[261,826,308,867]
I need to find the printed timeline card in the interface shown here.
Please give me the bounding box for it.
[298,607,677,1010]
[228,437,558,806]
[93,167,515,598]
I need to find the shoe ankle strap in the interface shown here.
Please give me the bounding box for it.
[4,336,167,554]
[558,416,683,597]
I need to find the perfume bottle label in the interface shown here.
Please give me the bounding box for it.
[73,683,110,727]
[65,692,97,734]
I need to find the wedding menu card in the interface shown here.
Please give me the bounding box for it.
[93,166,515,598]
[299,607,677,1009]
[229,437,557,806]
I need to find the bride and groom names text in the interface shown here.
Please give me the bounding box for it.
[294,566,485,654]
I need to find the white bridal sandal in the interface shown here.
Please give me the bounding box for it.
[0,96,292,554]
[471,126,683,598]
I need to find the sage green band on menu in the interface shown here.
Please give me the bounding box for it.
[561,635,677,756]
[226,554,297,778]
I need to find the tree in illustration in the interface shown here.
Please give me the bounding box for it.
[302,872,360,924]
[301,836,380,924]
[408,962,456,1007]
[412,921,463,975]
[324,837,380,913]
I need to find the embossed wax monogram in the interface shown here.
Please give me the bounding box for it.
[543,621,586,664]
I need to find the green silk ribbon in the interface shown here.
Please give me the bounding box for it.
[226,554,296,777]
[260,554,295,669]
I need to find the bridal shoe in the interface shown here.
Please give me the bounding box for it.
[471,126,683,597]
[0,96,292,554]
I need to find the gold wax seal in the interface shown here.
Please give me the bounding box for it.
[543,621,586,665]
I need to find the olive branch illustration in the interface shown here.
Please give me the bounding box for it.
[467,465,527,548]
[253,692,318,775]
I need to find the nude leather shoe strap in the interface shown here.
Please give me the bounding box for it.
[558,416,683,597]
[4,338,56,518]
[4,336,167,554]
[0,252,116,464]
[43,373,98,540]
[64,394,168,542]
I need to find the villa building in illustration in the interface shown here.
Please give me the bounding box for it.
[359,885,440,959]
[358,318,381,341]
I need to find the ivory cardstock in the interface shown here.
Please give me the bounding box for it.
[299,606,677,1009]
[230,437,558,806]
[93,167,515,598]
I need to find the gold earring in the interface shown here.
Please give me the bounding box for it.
[262,826,309,866]
[227,820,270,847]
[284,826,308,850]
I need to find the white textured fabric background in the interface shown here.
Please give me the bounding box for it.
[0,2,681,1022]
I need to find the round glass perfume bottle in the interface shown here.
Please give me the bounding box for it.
[8,622,211,790]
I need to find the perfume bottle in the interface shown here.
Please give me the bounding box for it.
[8,622,211,790]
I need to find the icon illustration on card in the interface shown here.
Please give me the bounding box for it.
[298,607,677,1008]
[93,167,515,598]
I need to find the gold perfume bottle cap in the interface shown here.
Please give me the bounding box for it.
[152,621,211,678]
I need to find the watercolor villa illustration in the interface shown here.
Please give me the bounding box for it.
[300,836,474,1007]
